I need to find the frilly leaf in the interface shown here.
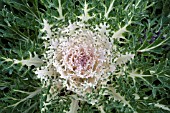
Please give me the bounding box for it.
[95,22,110,36]
[35,68,52,80]
[40,19,52,40]
[14,52,43,67]
[56,0,64,20]
[77,1,94,22]
[66,99,79,113]
[104,0,115,19]
[115,53,135,66]
[112,21,131,43]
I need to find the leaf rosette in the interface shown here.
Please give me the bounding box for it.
[34,0,136,97]
[36,20,116,95]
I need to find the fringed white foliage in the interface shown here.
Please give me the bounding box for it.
[41,21,114,95]
[62,20,78,35]
[14,52,43,67]
[115,53,135,66]
[51,0,65,20]
[40,19,52,40]
[78,1,94,22]
[104,0,115,19]
[112,21,131,42]
[95,22,110,36]
[66,99,79,113]
[35,67,53,80]
[57,0,64,20]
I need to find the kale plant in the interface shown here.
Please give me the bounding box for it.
[0,0,170,113]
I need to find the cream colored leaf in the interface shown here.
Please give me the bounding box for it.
[14,52,43,67]
[57,0,64,20]
[77,1,94,22]
[104,0,115,19]
[112,21,131,42]
[115,53,134,66]
[66,99,79,113]
[35,68,53,80]
[40,19,52,40]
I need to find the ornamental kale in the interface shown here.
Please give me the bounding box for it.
[0,0,170,113]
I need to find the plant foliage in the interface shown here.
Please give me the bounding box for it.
[0,0,170,113]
